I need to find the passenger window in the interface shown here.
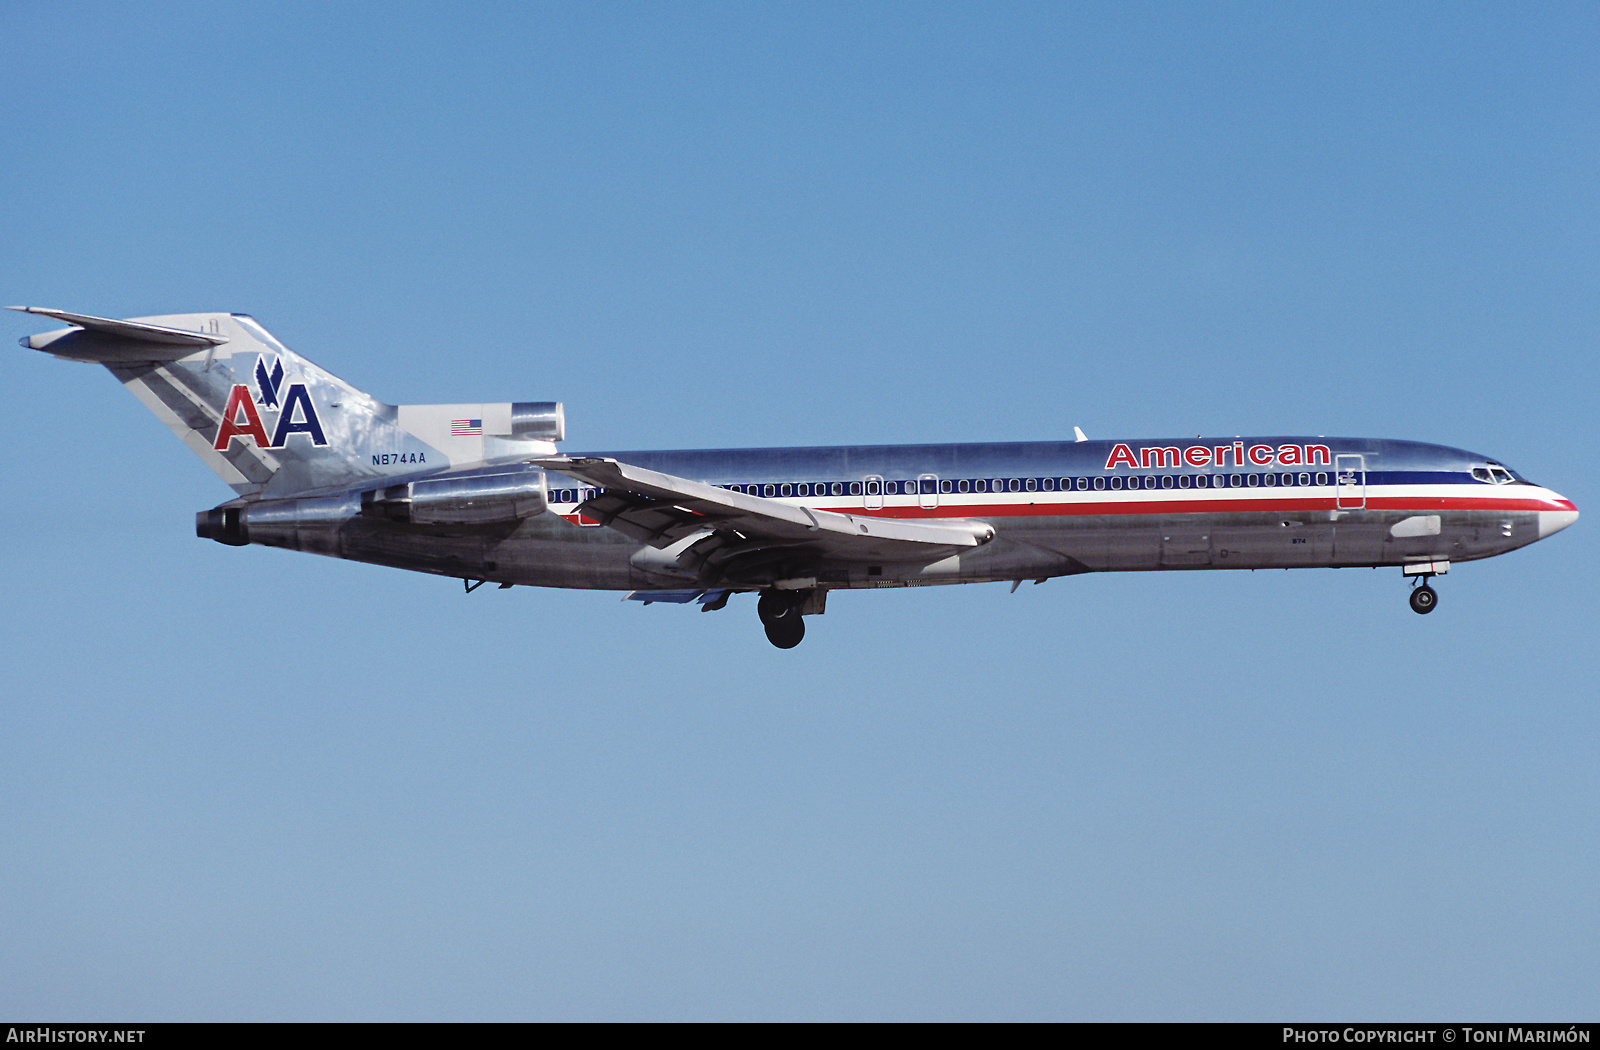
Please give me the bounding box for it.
[1315,473,1328,486]
[781,483,792,497]
[1094,476,1105,490]
[1007,479,1019,492]
[1299,473,1311,486]
[1111,477,1123,490]
[1264,473,1276,487]
[1077,478,1088,490]
[1162,475,1174,488]
[957,479,969,493]
[832,482,843,496]
[940,480,952,494]
[763,484,775,497]
[849,482,861,495]
[1231,474,1243,487]
[1248,474,1259,487]
[1025,478,1037,492]
[1142,476,1154,489]
[1178,475,1190,489]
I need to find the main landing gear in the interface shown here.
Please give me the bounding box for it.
[1409,577,1438,615]
[757,590,806,649]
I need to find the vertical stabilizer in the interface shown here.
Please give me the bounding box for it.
[17,308,563,498]
[18,310,421,497]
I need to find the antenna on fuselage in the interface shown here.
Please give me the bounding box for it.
[1073,426,1088,442]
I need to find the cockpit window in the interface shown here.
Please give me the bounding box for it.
[1472,463,1518,485]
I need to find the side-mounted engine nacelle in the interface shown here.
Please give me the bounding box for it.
[197,466,550,549]
[196,493,363,552]
[359,465,548,525]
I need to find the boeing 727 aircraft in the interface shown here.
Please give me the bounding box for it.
[15,307,1579,647]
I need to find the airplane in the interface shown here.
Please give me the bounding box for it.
[14,306,1579,648]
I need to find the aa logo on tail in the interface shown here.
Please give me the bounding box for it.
[255,356,285,408]
[214,355,328,451]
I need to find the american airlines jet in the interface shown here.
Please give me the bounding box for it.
[16,307,1579,648]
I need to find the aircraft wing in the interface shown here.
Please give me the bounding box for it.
[531,456,994,578]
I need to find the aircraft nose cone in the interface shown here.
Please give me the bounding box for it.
[1539,499,1578,539]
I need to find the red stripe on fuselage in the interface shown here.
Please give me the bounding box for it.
[559,493,1571,528]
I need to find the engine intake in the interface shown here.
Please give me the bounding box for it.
[511,402,564,442]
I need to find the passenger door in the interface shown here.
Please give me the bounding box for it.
[1335,454,1365,509]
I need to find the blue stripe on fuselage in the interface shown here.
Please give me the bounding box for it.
[566,438,1525,492]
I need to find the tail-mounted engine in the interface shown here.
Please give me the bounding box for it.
[198,465,550,548]
[360,465,548,525]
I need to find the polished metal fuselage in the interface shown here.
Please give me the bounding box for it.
[18,310,1575,608]
[271,437,1577,593]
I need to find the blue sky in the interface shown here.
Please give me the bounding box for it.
[2,1,1596,1020]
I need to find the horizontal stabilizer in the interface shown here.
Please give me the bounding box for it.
[11,306,229,351]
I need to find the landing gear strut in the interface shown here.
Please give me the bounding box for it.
[1409,578,1438,615]
[757,590,806,649]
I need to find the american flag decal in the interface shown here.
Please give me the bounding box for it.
[450,418,483,436]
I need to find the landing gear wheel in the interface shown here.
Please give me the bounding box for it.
[1409,584,1438,615]
[758,590,806,647]
[764,617,805,649]
[757,590,797,627]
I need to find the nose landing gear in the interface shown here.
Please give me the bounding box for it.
[757,590,806,648]
[1408,578,1438,614]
